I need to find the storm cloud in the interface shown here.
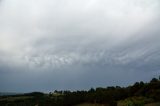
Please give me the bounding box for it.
[0,0,160,92]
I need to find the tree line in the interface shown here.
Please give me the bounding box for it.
[0,77,160,106]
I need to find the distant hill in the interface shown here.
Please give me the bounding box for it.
[0,92,22,96]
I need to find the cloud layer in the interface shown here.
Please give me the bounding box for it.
[0,0,160,92]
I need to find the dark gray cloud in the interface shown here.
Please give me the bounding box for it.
[0,0,160,92]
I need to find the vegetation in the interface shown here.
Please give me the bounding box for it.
[0,77,160,106]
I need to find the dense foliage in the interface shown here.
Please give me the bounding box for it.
[0,77,160,106]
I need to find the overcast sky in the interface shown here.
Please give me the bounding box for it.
[0,0,160,92]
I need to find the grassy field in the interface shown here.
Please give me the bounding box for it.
[0,96,159,106]
[75,103,108,106]
[75,102,160,106]
[145,103,160,106]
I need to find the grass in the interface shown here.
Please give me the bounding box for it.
[72,102,160,106]
[75,103,108,106]
[145,103,160,106]
[117,96,155,106]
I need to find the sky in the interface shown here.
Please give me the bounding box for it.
[0,0,160,92]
